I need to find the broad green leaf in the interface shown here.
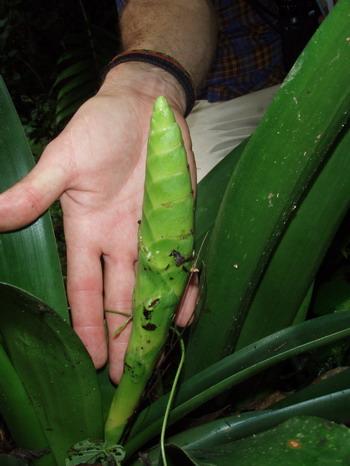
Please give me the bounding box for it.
[0,283,103,466]
[0,77,68,320]
[184,0,350,376]
[166,416,350,466]
[236,125,350,348]
[0,344,54,466]
[126,310,350,455]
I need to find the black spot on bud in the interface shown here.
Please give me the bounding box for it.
[142,323,157,331]
[170,249,186,266]
[143,308,152,320]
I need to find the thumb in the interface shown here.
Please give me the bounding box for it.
[0,137,70,231]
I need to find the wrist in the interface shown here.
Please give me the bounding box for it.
[99,62,187,116]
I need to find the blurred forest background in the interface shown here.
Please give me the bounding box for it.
[0,0,119,154]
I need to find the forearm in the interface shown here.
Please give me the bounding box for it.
[120,0,218,91]
[101,1,217,118]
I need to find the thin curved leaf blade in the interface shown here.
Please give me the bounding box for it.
[0,77,68,320]
[166,416,350,466]
[129,390,350,465]
[53,60,92,89]
[54,25,118,126]
[0,283,103,465]
[167,377,350,453]
[57,75,95,102]
[126,310,350,454]
[56,83,96,116]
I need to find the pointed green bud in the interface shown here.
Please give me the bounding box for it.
[151,96,176,133]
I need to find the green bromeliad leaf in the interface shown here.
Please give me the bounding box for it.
[0,76,68,320]
[0,283,103,466]
[0,343,54,466]
[235,124,350,349]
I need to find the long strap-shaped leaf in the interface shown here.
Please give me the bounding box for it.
[0,77,68,320]
[235,125,350,348]
[0,344,54,466]
[167,370,350,453]
[0,283,103,465]
[184,0,350,376]
[126,310,350,455]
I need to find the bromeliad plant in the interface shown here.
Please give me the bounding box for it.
[0,1,350,465]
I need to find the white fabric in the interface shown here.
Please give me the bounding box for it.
[187,85,280,181]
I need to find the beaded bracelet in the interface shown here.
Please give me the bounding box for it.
[104,49,196,117]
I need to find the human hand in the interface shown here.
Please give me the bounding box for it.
[0,62,197,383]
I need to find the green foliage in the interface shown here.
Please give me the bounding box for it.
[0,344,53,466]
[165,417,350,466]
[235,126,350,349]
[126,311,350,456]
[0,76,68,320]
[66,440,125,466]
[130,374,350,465]
[0,284,104,466]
[54,24,118,127]
[183,0,350,376]
[0,0,118,151]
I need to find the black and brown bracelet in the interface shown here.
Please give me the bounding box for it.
[104,49,196,117]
